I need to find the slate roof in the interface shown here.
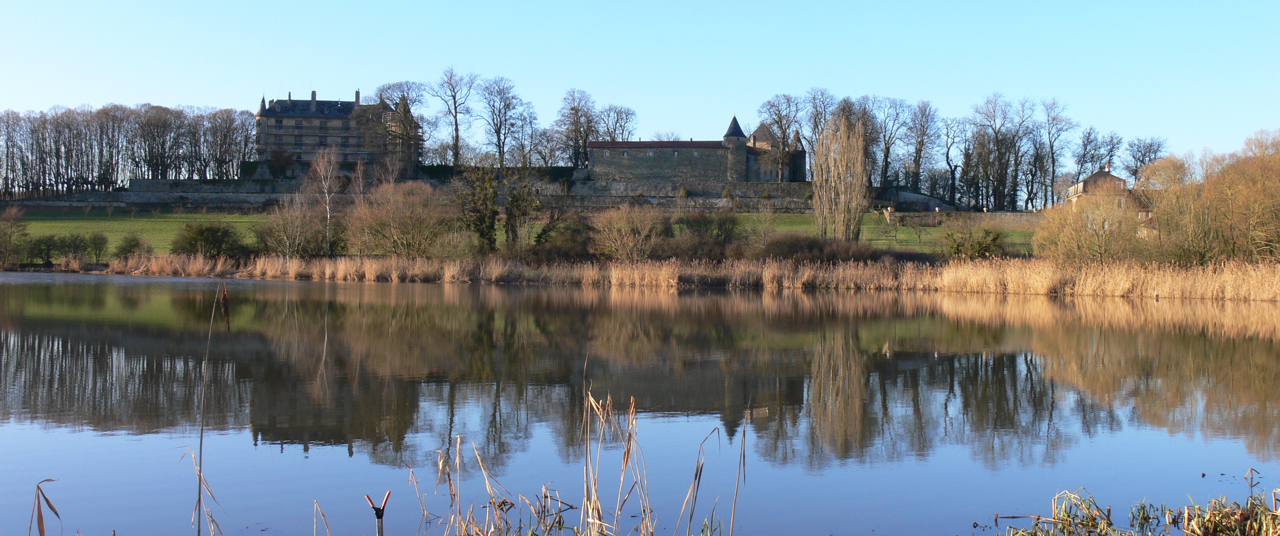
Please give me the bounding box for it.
[259,98,359,119]
[724,117,746,138]
[588,141,725,149]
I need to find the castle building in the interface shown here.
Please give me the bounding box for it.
[586,117,806,182]
[255,90,401,164]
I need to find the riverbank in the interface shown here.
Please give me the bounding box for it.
[84,254,1280,301]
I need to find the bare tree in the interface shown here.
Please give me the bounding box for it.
[596,104,637,142]
[304,148,345,255]
[375,81,428,112]
[757,94,803,181]
[426,67,478,168]
[802,88,836,156]
[872,96,909,188]
[812,115,869,240]
[940,117,969,204]
[1123,136,1167,183]
[1040,99,1077,206]
[478,76,522,175]
[553,89,597,169]
[905,100,939,193]
[651,131,683,142]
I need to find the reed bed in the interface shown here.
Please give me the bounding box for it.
[92,254,1280,301]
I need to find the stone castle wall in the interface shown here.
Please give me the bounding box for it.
[590,146,731,182]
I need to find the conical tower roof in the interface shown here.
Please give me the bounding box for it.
[724,116,746,138]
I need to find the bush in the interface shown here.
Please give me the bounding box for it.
[756,233,874,263]
[26,235,59,264]
[527,210,596,263]
[943,227,1007,260]
[255,196,328,258]
[348,182,454,258]
[591,206,671,261]
[0,207,28,267]
[114,232,154,258]
[656,211,742,261]
[171,222,247,258]
[87,233,109,263]
[58,233,91,258]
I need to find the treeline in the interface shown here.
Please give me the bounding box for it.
[2,68,1172,211]
[0,105,255,196]
[755,91,1171,211]
[1035,129,1280,264]
[387,68,1172,211]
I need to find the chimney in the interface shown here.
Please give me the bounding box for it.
[355,89,360,105]
[310,90,317,111]
[287,92,292,102]
[1105,161,1111,173]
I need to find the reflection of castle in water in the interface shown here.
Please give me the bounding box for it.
[2,282,1279,472]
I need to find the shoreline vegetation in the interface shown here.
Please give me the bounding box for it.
[68,254,1280,302]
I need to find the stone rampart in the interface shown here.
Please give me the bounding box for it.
[129,178,302,194]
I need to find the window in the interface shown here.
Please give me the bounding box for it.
[622,151,628,157]
[341,137,349,147]
[294,120,303,131]
[342,121,350,132]
[294,136,303,145]
[648,151,653,157]
[604,150,610,156]
[673,151,679,157]
[319,136,327,146]
[342,154,349,162]
[693,151,698,156]
[294,155,302,161]
[274,135,282,143]
[274,119,282,131]
[319,120,328,132]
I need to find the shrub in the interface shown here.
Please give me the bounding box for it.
[114,232,154,259]
[87,233,109,263]
[26,235,59,264]
[0,207,28,267]
[527,210,596,263]
[591,206,671,261]
[943,227,1007,260]
[677,186,689,198]
[756,233,874,263]
[255,196,328,258]
[58,233,91,258]
[348,182,454,258]
[171,222,247,258]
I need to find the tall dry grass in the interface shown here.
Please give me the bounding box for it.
[92,254,1280,302]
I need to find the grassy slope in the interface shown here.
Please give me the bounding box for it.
[739,213,1034,256]
[18,208,1033,258]
[22,208,264,254]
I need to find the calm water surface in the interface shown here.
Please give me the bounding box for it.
[2,273,1279,535]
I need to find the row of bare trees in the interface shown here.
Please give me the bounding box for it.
[760,90,1168,211]
[0,104,254,196]
[369,70,639,172]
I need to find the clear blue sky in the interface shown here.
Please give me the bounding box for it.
[3,0,1276,156]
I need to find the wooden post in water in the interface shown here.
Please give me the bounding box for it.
[366,491,390,536]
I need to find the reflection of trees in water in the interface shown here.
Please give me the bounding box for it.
[801,330,1100,469]
[6,279,1280,471]
[0,327,249,433]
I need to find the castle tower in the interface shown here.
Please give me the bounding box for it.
[723,116,748,182]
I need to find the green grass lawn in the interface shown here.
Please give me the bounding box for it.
[22,208,264,255]
[18,208,1032,259]
[739,213,1034,256]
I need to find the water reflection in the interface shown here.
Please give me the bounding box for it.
[2,278,1279,475]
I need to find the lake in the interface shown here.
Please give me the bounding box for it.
[2,272,1279,535]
